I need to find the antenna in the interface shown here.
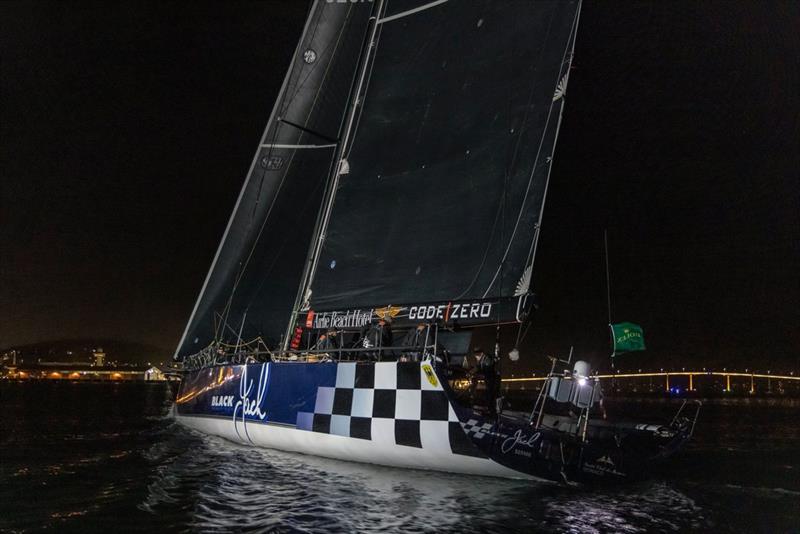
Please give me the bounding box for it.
[604,229,617,381]
[604,228,612,327]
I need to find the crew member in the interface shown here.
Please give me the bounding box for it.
[314,329,339,352]
[478,347,500,418]
[466,346,500,417]
[400,322,427,362]
[362,317,393,360]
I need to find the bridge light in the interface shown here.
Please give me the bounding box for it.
[577,378,587,387]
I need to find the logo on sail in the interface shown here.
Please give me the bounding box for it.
[261,155,284,170]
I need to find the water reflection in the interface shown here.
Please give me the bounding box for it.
[140,421,714,533]
[2,383,798,533]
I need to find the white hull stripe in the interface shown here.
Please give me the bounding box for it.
[176,411,531,480]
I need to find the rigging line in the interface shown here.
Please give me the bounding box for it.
[223,2,333,325]
[276,117,339,144]
[220,7,355,325]
[479,6,559,299]
[299,0,386,307]
[377,0,448,24]
[172,1,324,360]
[342,6,385,162]
[522,2,582,272]
[451,185,505,300]
[249,7,340,219]
[481,5,578,299]
[282,1,384,349]
[248,4,350,219]
[222,50,317,343]
[242,165,329,313]
[260,143,337,149]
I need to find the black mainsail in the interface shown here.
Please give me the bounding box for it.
[296,0,582,327]
[174,2,373,359]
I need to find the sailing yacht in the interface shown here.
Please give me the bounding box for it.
[173,0,698,483]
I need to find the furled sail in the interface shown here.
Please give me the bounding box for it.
[174,1,373,359]
[301,0,582,326]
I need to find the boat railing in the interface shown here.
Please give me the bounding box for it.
[670,399,702,438]
[180,343,444,371]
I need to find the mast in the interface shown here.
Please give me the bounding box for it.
[605,228,613,327]
[283,0,386,351]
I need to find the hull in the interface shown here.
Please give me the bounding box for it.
[175,361,531,479]
[175,361,693,482]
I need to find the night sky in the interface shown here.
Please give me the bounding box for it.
[1,1,798,371]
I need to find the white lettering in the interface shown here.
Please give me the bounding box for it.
[501,429,541,454]
[211,395,234,407]
[233,363,269,442]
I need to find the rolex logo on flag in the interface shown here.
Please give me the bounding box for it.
[610,322,646,353]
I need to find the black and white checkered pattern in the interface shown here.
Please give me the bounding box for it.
[296,362,484,457]
[460,419,495,440]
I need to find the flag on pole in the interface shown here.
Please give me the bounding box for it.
[610,322,646,353]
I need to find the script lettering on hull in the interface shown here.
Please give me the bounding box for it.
[233,363,270,443]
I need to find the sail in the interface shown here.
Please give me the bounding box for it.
[174,1,373,359]
[303,0,581,325]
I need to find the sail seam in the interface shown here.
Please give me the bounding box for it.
[377,0,448,25]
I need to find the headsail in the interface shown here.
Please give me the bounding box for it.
[300,0,582,325]
[174,2,373,359]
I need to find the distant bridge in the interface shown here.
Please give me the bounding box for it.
[504,370,800,393]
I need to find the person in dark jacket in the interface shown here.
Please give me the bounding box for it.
[478,348,500,417]
[314,329,338,352]
[400,322,427,362]
[362,318,393,360]
[466,346,500,417]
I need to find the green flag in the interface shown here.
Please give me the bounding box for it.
[610,322,646,353]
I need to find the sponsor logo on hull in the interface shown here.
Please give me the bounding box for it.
[211,395,234,407]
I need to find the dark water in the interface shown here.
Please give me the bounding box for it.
[1,382,798,533]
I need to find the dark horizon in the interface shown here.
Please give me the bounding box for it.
[2,2,798,371]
